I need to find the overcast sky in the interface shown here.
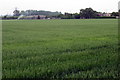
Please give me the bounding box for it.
[0,0,119,15]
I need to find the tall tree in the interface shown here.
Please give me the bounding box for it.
[13,9,20,16]
[80,8,97,19]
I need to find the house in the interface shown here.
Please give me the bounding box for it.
[103,13,111,17]
[97,13,111,17]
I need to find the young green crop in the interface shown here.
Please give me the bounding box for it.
[2,19,118,78]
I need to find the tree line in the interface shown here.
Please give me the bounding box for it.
[56,8,119,19]
[2,8,119,19]
[19,10,61,16]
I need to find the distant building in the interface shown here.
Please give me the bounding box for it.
[18,15,47,19]
[116,16,119,19]
[103,13,111,17]
[36,15,46,19]
[97,13,111,17]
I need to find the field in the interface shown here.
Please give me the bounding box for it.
[2,19,118,78]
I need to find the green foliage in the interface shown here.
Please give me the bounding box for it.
[2,16,18,19]
[20,10,61,16]
[80,8,98,19]
[57,13,80,19]
[95,16,116,19]
[2,19,118,78]
[74,13,80,19]
[111,12,119,17]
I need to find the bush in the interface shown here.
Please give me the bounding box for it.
[95,16,116,19]
[2,16,18,20]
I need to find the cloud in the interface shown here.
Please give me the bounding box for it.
[0,0,119,15]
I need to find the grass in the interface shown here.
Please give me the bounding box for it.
[2,19,119,78]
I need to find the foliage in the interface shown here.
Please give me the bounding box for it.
[95,16,116,19]
[80,8,98,19]
[20,10,61,16]
[57,13,80,19]
[74,13,80,19]
[13,10,21,16]
[111,12,119,17]
[57,7,98,19]
[2,16,18,19]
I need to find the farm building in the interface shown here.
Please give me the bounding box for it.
[18,15,47,19]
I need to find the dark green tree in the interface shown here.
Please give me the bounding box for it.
[74,13,80,19]
[37,15,40,19]
[80,8,97,19]
[111,12,119,16]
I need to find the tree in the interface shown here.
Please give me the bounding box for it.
[37,15,40,19]
[80,8,97,19]
[3,15,7,19]
[61,13,74,19]
[20,10,61,16]
[74,13,80,19]
[111,12,119,16]
[13,9,20,16]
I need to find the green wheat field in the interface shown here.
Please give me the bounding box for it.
[2,19,119,78]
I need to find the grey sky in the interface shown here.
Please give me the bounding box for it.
[0,0,119,15]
